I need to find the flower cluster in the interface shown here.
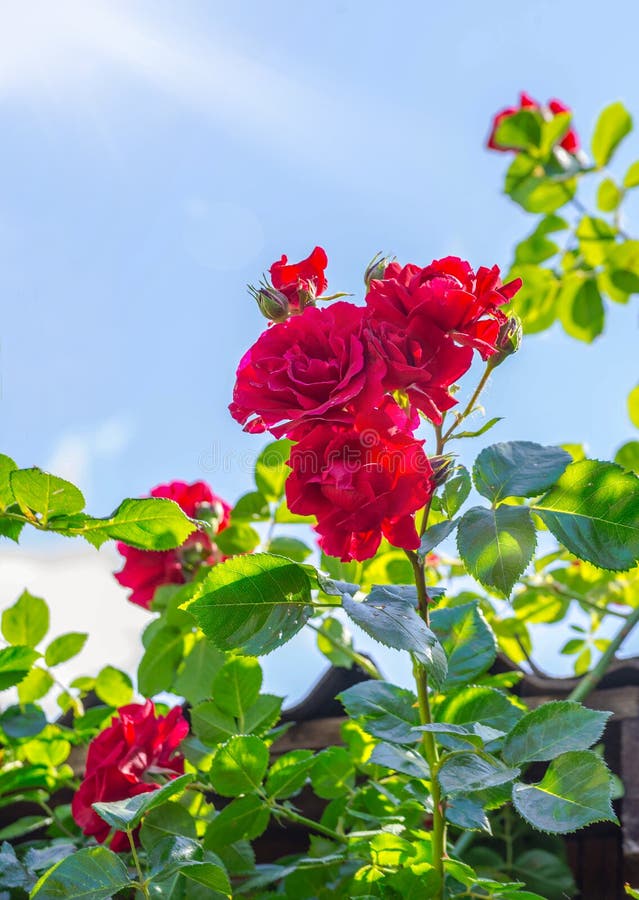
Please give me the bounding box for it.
[488,91,580,154]
[231,249,521,561]
[115,480,231,609]
[71,701,188,851]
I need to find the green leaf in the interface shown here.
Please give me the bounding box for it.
[597,178,622,212]
[212,656,262,718]
[187,554,312,656]
[10,468,85,521]
[94,665,133,707]
[44,632,87,667]
[438,753,519,794]
[341,584,447,687]
[446,797,490,832]
[512,750,618,833]
[254,440,292,501]
[138,627,185,697]
[592,101,633,167]
[243,693,283,736]
[311,746,355,799]
[1,591,49,648]
[214,523,261,556]
[629,385,639,429]
[209,735,269,797]
[180,862,231,897]
[231,491,270,522]
[92,774,194,831]
[505,156,577,214]
[369,742,430,780]
[473,441,572,502]
[624,161,639,188]
[316,617,354,668]
[338,681,420,744]
[436,686,524,735]
[626,886,639,898]
[147,834,201,878]
[204,795,270,848]
[0,454,17,508]
[74,498,196,550]
[268,536,312,562]
[558,276,605,343]
[266,749,315,798]
[576,216,616,266]
[507,264,559,335]
[453,416,503,441]
[502,701,610,767]
[457,506,536,598]
[430,602,497,688]
[494,109,542,151]
[0,645,40,690]
[30,846,130,899]
[0,703,47,738]
[418,519,459,558]
[607,240,639,294]
[140,803,197,853]
[615,441,639,473]
[173,638,226,705]
[532,459,639,570]
[441,467,471,517]
[191,701,237,746]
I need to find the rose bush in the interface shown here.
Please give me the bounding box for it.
[1,92,639,900]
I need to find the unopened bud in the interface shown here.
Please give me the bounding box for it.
[489,316,522,368]
[194,500,226,535]
[429,454,456,488]
[364,252,394,289]
[249,282,290,322]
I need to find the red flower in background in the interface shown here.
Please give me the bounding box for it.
[487,91,579,154]
[115,480,230,609]
[229,302,385,439]
[286,409,433,561]
[270,246,328,312]
[71,701,188,852]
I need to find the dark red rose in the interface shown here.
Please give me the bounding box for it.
[270,246,328,312]
[71,701,188,852]
[488,91,579,154]
[286,408,433,561]
[229,301,386,439]
[364,257,521,421]
[114,480,230,609]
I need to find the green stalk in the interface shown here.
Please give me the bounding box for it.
[568,604,639,703]
[306,621,382,680]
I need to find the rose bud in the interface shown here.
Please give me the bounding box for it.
[249,282,290,322]
[428,454,456,488]
[364,252,394,289]
[489,315,523,369]
[194,499,227,535]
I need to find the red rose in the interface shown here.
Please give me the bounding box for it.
[286,408,433,561]
[71,701,188,851]
[115,480,231,609]
[488,91,579,154]
[364,257,521,421]
[270,246,328,312]
[229,301,385,439]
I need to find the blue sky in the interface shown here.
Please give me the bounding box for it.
[1,0,639,699]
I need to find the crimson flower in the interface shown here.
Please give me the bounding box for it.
[488,91,579,154]
[115,480,230,609]
[286,409,433,561]
[269,246,328,312]
[71,701,188,852]
[229,301,385,439]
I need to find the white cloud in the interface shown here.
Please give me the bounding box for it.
[45,416,133,491]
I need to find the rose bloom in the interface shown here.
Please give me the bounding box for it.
[365,256,521,421]
[286,409,433,561]
[115,480,230,609]
[270,245,328,312]
[487,91,579,154]
[229,301,385,439]
[71,701,188,852]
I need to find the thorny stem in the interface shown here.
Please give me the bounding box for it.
[441,365,493,446]
[127,829,150,899]
[569,604,639,703]
[407,550,446,897]
[306,621,382,680]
